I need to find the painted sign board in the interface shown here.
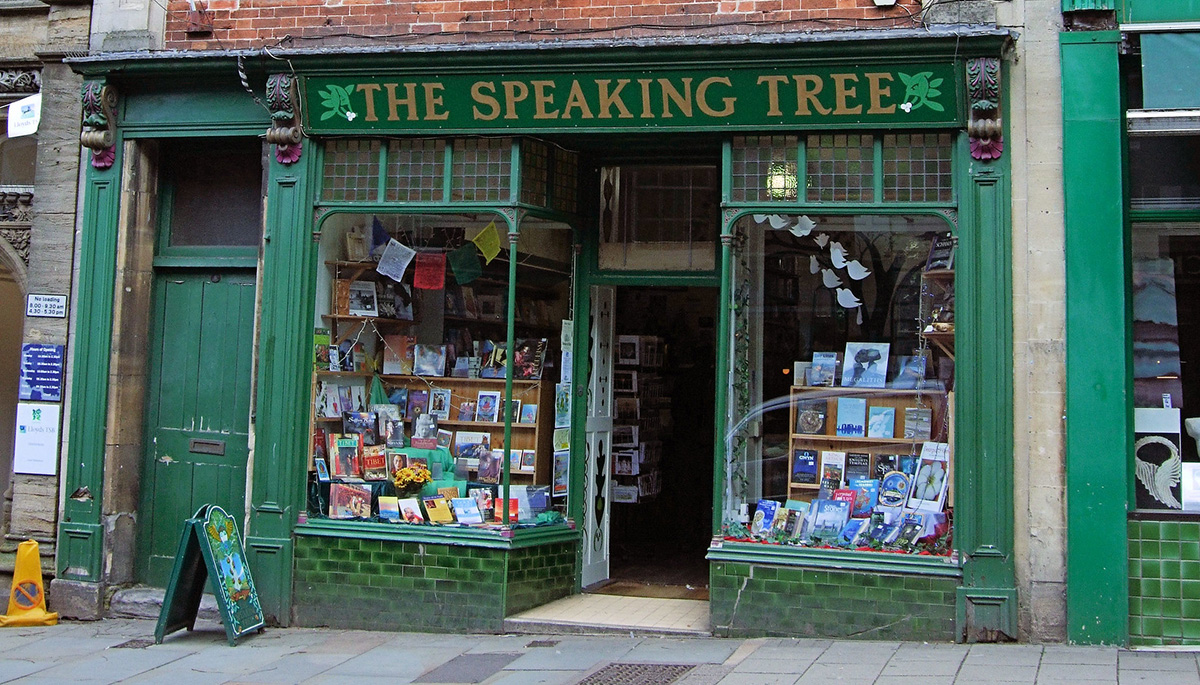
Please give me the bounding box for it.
[13,402,59,475]
[19,344,63,402]
[155,504,265,646]
[304,63,958,134]
[25,294,67,318]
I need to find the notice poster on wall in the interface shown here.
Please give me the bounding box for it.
[13,402,60,475]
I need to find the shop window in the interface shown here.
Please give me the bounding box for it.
[323,139,382,203]
[724,213,955,556]
[1130,221,1200,511]
[598,165,719,271]
[1129,136,1200,211]
[0,132,36,186]
[308,208,573,526]
[162,138,263,248]
[385,139,445,203]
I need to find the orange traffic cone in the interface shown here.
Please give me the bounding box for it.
[0,540,58,627]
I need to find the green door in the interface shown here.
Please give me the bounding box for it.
[138,269,257,587]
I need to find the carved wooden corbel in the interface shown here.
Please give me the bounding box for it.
[80,80,117,169]
[266,73,303,164]
[966,58,1003,161]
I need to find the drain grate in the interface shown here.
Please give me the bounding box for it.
[111,639,155,649]
[577,663,694,685]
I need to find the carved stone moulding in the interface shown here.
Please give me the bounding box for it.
[966,57,1003,161]
[0,227,31,265]
[79,80,117,169]
[266,73,303,165]
[0,69,41,95]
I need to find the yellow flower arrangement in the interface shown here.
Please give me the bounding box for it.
[392,463,432,493]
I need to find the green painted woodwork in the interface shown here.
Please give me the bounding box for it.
[57,150,124,583]
[137,270,257,587]
[118,84,268,136]
[303,63,960,135]
[710,557,958,639]
[1121,1,1200,23]
[1128,518,1200,646]
[244,153,317,625]
[1062,0,1115,12]
[954,137,1017,640]
[1061,31,1129,646]
[292,532,577,632]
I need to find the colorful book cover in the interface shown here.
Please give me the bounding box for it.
[839,518,866,547]
[362,445,388,480]
[845,452,871,483]
[841,342,890,389]
[457,401,477,421]
[314,327,331,370]
[451,497,485,524]
[429,388,452,419]
[378,496,400,521]
[867,406,896,438]
[501,399,522,424]
[520,403,538,424]
[480,340,507,379]
[469,486,495,520]
[848,478,880,518]
[414,344,447,377]
[422,495,455,523]
[751,499,779,536]
[782,508,806,539]
[794,399,827,435]
[382,334,415,375]
[342,411,378,446]
[790,449,818,486]
[513,338,548,380]
[908,441,951,511]
[476,391,500,422]
[438,486,461,501]
[314,458,330,482]
[329,483,372,519]
[389,387,409,417]
[873,453,898,480]
[903,408,933,440]
[878,471,913,507]
[809,352,838,386]
[552,450,569,496]
[454,431,492,460]
[494,498,519,523]
[397,497,425,523]
[476,449,502,484]
[808,499,851,541]
[520,449,536,470]
[819,451,845,489]
[554,383,571,428]
[410,413,439,450]
[406,389,430,420]
[328,433,363,479]
[315,381,341,418]
[832,489,858,507]
[835,397,867,437]
[436,428,453,450]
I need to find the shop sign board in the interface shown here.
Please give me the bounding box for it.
[13,402,59,475]
[19,344,64,402]
[304,63,959,134]
[155,504,265,646]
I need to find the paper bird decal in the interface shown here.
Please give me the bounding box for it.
[809,255,820,274]
[846,260,871,281]
[814,233,830,248]
[753,214,768,224]
[788,215,816,237]
[829,242,848,269]
[836,288,862,308]
[821,269,843,288]
[768,215,789,229]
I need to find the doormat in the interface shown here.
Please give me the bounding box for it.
[413,653,522,683]
[576,663,695,685]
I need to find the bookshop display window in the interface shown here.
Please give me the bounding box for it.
[308,209,573,528]
[723,212,956,555]
[1130,220,1200,512]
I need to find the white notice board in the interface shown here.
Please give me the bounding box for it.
[14,402,60,475]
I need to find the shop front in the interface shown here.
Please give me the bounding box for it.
[55,30,1016,640]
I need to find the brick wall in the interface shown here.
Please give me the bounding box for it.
[165,0,921,50]
[292,534,576,633]
[711,559,958,640]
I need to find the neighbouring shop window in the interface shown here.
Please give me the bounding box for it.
[598,164,718,271]
[723,213,955,556]
[161,138,264,247]
[0,131,36,185]
[307,137,576,529]
[1130,221,1200,511]
[1130,136,1200,212]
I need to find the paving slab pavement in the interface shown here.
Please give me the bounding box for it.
[0,619,1199,684]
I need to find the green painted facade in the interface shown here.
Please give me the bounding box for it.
[60,34,1017,640]
[710,555,958,640]
[292,531,577,632]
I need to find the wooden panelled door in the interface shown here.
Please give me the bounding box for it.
[138,270,257,586]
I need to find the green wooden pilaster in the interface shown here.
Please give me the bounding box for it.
[245,149,315,625]
[1061,31,1129,646]
[954,130,1018,640]
[57,147,124,583]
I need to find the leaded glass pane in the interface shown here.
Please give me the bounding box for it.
[451,138,511,203]
[805,134,874,203]
[385,139,445,203]
[322,139,380,203]
[731,135,798,203]
[882,133,953,203]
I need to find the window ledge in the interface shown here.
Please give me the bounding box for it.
[295,518,580,549]
[708,540,962,578]
[1129,510,1200,522]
